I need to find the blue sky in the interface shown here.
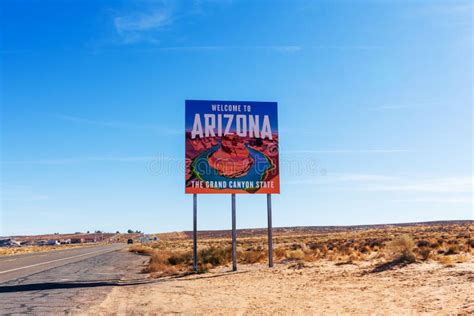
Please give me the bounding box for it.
[1,0,472,236]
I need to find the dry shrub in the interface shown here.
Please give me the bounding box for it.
[349,253,360,262]
[320,245,329,257]
[290,243,306,251]
[387,235,416,263]
[148,262,178,275]
[445,244,460,255]
[417,240,430,248]
[199,246,231,266]
[145,251,181,275]
[197,263,213,273]
[303,250,318,262]
[469,239,474,248]
[368,239,383,248]
[129,245,154,256]
[143,246,232,276]
[274,247,287,259]
[360,245,371,254]
[131,247,192,276]
[418,247,431,261]
[167,251,192,265]
[240,250,265,264]
[437,255,455,267]
[306,242,320,251]
[338,245,352,256]
[455,253,470,263]
[286,249,305,260]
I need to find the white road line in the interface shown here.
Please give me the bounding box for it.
[0,248,116,275]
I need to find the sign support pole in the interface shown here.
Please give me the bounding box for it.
[267,193,273,268]
[193,193,198,272]
[231,193,237,271]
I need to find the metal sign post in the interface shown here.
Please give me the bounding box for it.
[231,194,237,271]
[267,194,273,267]
[193,193,198,272]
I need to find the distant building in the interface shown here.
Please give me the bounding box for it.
[0,238,21,247]
[70,238,84,244]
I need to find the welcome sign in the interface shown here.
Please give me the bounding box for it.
[185,100,280,194]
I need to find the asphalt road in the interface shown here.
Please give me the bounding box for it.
[0,244,149,315]
[0,244,126,283]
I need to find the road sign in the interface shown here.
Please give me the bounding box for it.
[186,100,279,272]
[185,100,280,194]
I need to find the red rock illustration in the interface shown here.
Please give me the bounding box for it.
[208,134,253,178]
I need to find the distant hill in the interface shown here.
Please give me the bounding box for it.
[4,220,471,240]
[157,220,473,240]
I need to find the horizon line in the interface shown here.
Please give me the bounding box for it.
[3,219,472,238]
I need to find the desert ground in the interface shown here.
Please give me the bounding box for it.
[89,221,473,315]
[89,259,473,315]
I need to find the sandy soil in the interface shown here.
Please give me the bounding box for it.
[88,258,473,315]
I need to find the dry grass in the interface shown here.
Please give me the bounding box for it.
[286,249,305,261]
[454,253,470,263]
[240,249,266,264]
[274,247,287,259]
[143,250,191,276]
[0,244,92,256]
[445,244,460,255]
[129,245,155,256]
[131,245,232,276]
[418,247,432,261]
[387,235,416,263]
[437,255,455,267]
[129,223,473,278]
[200,246,231,266]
